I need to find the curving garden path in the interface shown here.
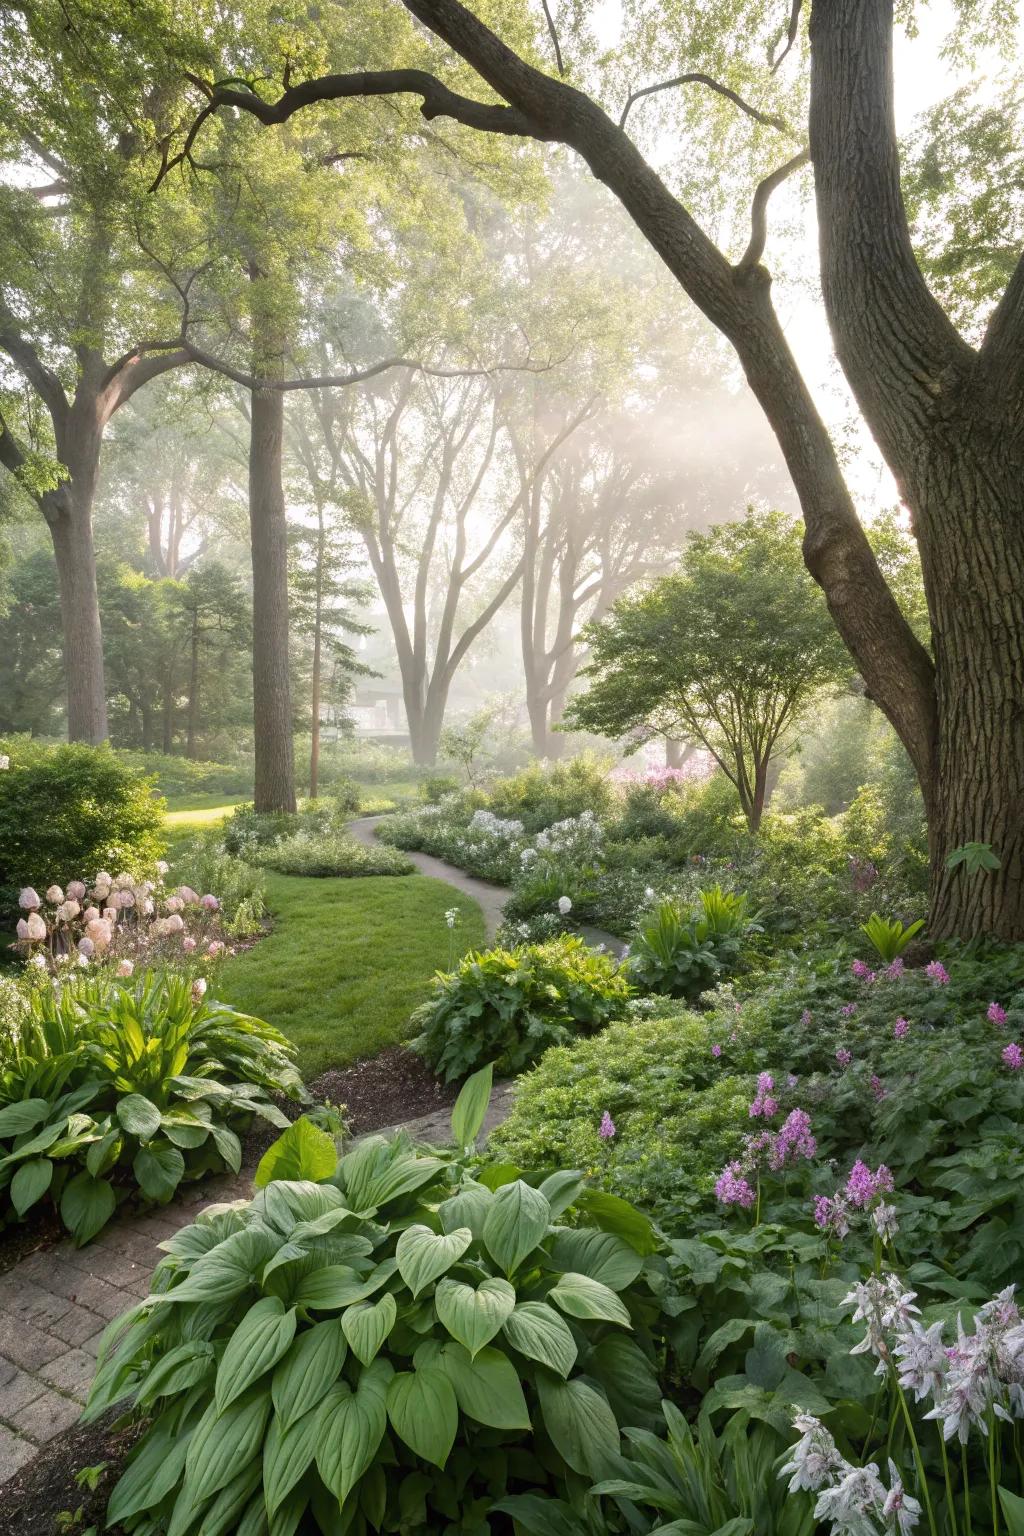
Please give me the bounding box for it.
[347,815,627,956]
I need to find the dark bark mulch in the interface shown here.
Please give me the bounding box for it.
[3,1411,141,1536]
[0,1207,66,1276]
[243,1046,456,1166]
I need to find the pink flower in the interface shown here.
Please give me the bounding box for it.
[884,957,905,981]
[116,959,134,977]
[599,1110,616,1140]
[770,1108,817,1169]
[844,1160,894,1208]
[85,918,112,952]
[77,936,95,958]
[988,1002,1008,1026]
[181,936,197,953]
[711,1043,722,1058]
[45,884,63,904]
[191,978,208,1003]
[15,918,28,941]
[926,960,950,985]
[25,912,46,942]
[870,1074,886,1101]
[200,893,220,912]
[83,906,100,924]
[66,880,86,901]
[103,907,118,925]
[177,886,199,905]
[165,895,184,914]
[840,1002,857,1017]
[206,940,224,957]
[800,1009,812,1026]
[18,887,40,911]
[851,959,873,980]
[56,899,80,923]
[893,1017,910,1040]
[1002,1042,1023,1071]
[165,913,185,933]
[836,1047,852,1068]
[814,1194,851,1237]
[714,1161,755,1209]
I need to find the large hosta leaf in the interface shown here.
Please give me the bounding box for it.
[116,1094,162,1141]
[316,1361,391,1505]
[395,1225,472,1298]
[502,1302,577,1379]
[483,1180,550,1276]
[11,1157,53,1216]
[450,1063,493,1148]
[263,1401,322,1515]
[162,1227,280,1304]
[550,1229,643,1290]
[0,1099,49,1138]
[386,1366,458,1467]
[434,1275,515,1358]
[133,1142,186,1202]
[342,1294,397,1366]
[107,1429,191,1525]
[272,1319,347,1430]
[255,1118,338,1189]
[216,1296,297,1411]
[183,1388,272,1504]
[436,1342,530,1430]
[548,1272,632,1328]
[536,1372,621,1480]
[60,1170,116,1245]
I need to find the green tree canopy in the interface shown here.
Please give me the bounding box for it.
[566,510,850,830]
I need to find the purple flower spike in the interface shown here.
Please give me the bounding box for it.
[599,1110,617,1139]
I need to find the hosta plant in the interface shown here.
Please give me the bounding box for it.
[86,1068,667,1536]
[411,935,633,1082]
[625,895,750,1000]
[0,972,300,1243]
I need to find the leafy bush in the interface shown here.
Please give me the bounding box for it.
[412,936,633,1081]
[116,750,254,799]
[624,890,757,999]
[255,829,415,878]
[168,830,267,936]
[0,739,165,918]
[421,773,462,801]
[85,1076,667,1535]
[486,756,614,832]
[490,1011,752,1226]
[0,972,299,1243]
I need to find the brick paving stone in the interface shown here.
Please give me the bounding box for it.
[57,1274,135,1322]
[49,1302,107,1348]
[0,1425,34,1482]
[13,1386,83,1446]
[0,1316,64,1373]
[80,1329,108,1359]
[0,1367,44,1421]
[40,1349,96,1404]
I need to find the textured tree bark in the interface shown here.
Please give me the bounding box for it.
[185,619,201,760]
[309,510,325,799]
[248,383,298,813]
[40,405,108,745]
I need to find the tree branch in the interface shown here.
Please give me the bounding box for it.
[619,72,795,136]
[735,147,809,273]
[539,0,565,77]
[769,0,804,73]
[0,302,69,427]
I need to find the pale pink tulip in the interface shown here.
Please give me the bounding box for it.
[56,899,80,922]
[25,912,46,941]
[165,913,185,934]
[18,887,40,911]
[178,886,199,905]
[85,918,112,952]
[83,906,100,924]
[45,884,63,904]
[191,978,208,1002]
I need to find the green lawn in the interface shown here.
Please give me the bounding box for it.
[215,870,485,1079]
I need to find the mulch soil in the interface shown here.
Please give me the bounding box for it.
[3,1412,142,1536]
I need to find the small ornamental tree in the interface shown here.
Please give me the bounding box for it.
[566,511,850,831]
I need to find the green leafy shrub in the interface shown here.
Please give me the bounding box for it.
[0,739,165,918]
[255,829,415,878]
[486,756,613,832]
[421,773,461,802]
[491,1012,751,1225]
[412,936,633,1082]
[167,830,267,935]
[0,972,299,1243]
[625,891,757,999]
[85,1077,667,1536]
[116,750,254,799]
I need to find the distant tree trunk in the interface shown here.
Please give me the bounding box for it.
[140,699,155,752]
[248,377,297,811]
[665,738,694,770]
[161,672,175,753]
[185,618,201,760]
[40,406,108,744]
[405,682,447,768]
[309,508,325,799]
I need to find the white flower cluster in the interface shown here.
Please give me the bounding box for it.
[466,809,525,843]
[781,1414,921,1534]
[533,810,602,862]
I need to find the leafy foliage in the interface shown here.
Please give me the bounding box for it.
[625,890,757,999]
[0,972,299,1243]
[0,738,165,917]
[411,936,633,1082]
[254,829,414,879]
[85,1095,666,1536]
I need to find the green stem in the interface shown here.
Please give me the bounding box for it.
[894,1375,939,1536]
[939,1434,958,1536]
[962,1440,972,1536]
[989,1408,999,1536]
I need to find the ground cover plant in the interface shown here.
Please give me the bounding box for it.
[0,970,298,1243]
[84,1074,668,1535]
[412,934,633,1081]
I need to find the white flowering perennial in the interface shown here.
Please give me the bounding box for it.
[780,1277,1024,1533]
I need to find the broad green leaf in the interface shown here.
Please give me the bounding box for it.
[216,1296,297,1411]
[195,1459,263,1536]
[482,1181,550,1276]
[211,1123,242,1172]
[434,1275,515,1358]
[183,1388,272,1504]
[436,1342,530,1430]
[450,1063,493,1148]
[437,1183,494,1239]
[538,1170,586,1220]
[134,1142,186,1202]
[116,1094,162,1141]
[549,1272,632,1328]
[575,1189,658,1255]
[86,1127,122,1178]
[255,1118,338,1188]
[586,1334,663,1430]
[536,1372,621,1480]
[0,1099,49,1137]
[342,1294,397,1366]
[272,1320,347,1430]
[386,1366,458,1468]
[999,1487,1024,1536]
[316,1367,390,1505]
[263,1402,321,1515]
[107,1430,190,1525]
[60,1170,116,1245]
[293,1264,364,1310]
[162,1228,280,1304]
[11,1157,53,1215]
[550,1229,643,1290]
[502,1302,577,1379]
[491,1494,588,1536]
[395,1225,472,1298]
[136,1341,215,1407]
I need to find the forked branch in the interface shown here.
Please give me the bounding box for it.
[619,71,795,136]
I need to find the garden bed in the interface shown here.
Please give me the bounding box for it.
[4,1411,142,1536]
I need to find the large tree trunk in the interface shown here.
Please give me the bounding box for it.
[40,408,108,744]
[249,383,297,813]
[309,515,324,800]
[185,621,201,760]
[406,684,446,767]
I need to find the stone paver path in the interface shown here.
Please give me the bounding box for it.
[0,1098,512,1485]
[347,815,626,956]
